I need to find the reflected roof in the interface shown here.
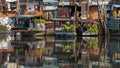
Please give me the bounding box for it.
[12,15,40,19]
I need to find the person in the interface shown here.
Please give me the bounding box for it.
[112,8,117,18]
[28,42,34,50]
[29,19,35,30]
[29,20,35,28]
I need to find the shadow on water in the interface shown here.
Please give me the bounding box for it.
[0,34,119,68]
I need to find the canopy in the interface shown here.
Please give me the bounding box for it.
[112,5,120,10]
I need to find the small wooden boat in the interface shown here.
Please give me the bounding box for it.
[53,18,76,36]
[11,15,55,37]
[77,19,99,36]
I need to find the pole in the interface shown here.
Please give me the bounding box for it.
[17,0,20,15]
[74,3,77,34]
[34,0,36,14]
[97,0,110,67]
[97,0,102,35]
[27,0,29,12]
[87,0,89,19]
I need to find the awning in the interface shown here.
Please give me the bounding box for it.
[112,5,120,10]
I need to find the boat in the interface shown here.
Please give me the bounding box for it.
[53,18,76,36]
[11,14,55,37]
[76,19,99,36]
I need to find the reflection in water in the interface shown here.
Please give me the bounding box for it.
[0,35,119,68]
[0,35,11,49]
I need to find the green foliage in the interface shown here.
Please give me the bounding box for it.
[85,38,98,48]
[36,48,45,52]
[62,25,74,31]
[34,19,46,23]
[61,43,73,52]
[87,24,98,33]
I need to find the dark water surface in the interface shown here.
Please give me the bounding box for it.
[0,34,119,68]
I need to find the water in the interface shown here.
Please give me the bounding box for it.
[0,34,119,68]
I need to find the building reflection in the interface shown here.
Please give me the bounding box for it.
[0,35,117,68]
[107,36,120,68]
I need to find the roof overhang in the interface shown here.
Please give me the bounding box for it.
[12,15,40,19]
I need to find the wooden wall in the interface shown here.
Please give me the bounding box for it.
[89,5,98,20]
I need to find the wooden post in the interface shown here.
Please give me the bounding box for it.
[34,0,36,14]
[87,0,89,19]
[97,0,110,67]
[17,0,20,15]
[74,2,77,34]
[27,0,29,12]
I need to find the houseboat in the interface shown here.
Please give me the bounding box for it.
[11,14,55,37]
